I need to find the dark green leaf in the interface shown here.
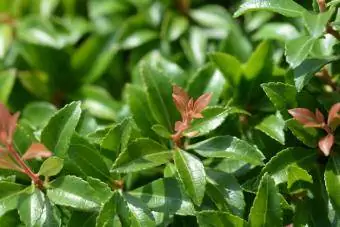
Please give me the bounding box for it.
[325,153,340,215]
[261,82,297,110]
[0,70,15,104]
[197,211,247,227]
[286,119,318,147]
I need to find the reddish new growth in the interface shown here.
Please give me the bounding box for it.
[288,103,340,156]
[0,103,52,188]
[171,85,212,147]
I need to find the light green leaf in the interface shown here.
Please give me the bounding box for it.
[96,192,118,227]
[129,178,195,216]
[0,186,30,216]
[188,136,265,166]
[174,149,206,206]
[185,106,248,137]
[41,101,82,157]
[38,156,64,177]
[325,154,340,215]
[22,102,57,129]
[121,29,158,50]
[256,114,285,144]
[151,124,171,139]
[261,147,317,185]
[161,13,189,41]
[249,174,282,227]
[0,70,15,104]
[18,188,61,227]
[0,24,13,59]
[234,0,306,18]
[47,175,101,211]
[261,82,297,110]
[86,177,113,204]
[303,9,335,38]
[209,52,242,86]
[253,22,299,42]
[285,36,316,68]
[286,119,318,148]
[287,164,313,191]
[112,138,170,173]
[197,211,247,227]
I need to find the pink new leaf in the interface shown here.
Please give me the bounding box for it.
[318,133,334,156]
[327,103,340,131]
[0,152,23,172]
[288,108,321,127]
[22,143,52,160]
[0,103,19,145]
[193,93,212,114]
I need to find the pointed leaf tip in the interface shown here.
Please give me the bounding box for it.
[318,134,334,156]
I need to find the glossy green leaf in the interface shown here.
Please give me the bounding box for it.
[188,136,265,166]
[209,52,242,86]
[18,188,61,227]
[162,13,189,42]
[96,192,118,227]
[293,58,335,92]
[68,134,110,181]
[261,147,317,185]
[130,178,195,216]
[41,101,82,157]
[256,114,285,144]
[86,177,113,204]
[0,70,15,104]
[0,181,25,199]
[206,169,245,217]
[325,154,340,215]
[112,138,170,173]
[38,156,64,177]
[174,149,206,206]
[185,106,248,137]
[285,36,316,68]
[47,175,101,211]
[249,173,282,227]
[234,0,306,18]
[261,82,297,110]
[0,186,29,216]
[286,119,318,148]
[121,29,158,50]
[197,211,247,227]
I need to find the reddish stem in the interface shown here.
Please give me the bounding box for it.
[7,144,43,189]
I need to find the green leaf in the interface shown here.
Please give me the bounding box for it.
[253,22,299,42]
[22,102,57,129]
[71,35,119,83]
[184,27,207,66]
[38,156,64,177]
[234,0,306,18]
[286,119,318,148]
[18,188,61,227]
[303,9,335,38]
[140,60,174,131]
[0,210,21,227]
[41,101,82,157]
[130,177,195,216]
[209,52,242,86]
[256,114,285,144]
[0,70,15,104]
[86,177,113,204]
[0,181,25,199]
[188,136,265,166]
[121,29,158,50]
[185,106,248,137]
[68,211,97,227]
[47,175,101,211]
[186,64,226,106]
[261,82,297,110]
[206,169,245,217]
[96,192,118,227]
[249,174,282,227]
[261,147,317,185]
[161,13,188,41]
[325,153,340,215]
[197,211,247,227]
[174,149,206,206]
[74,85,120,121]
[287,164,313,191]
[68,134,110,181]
[118,192,156,227]
[112,138,171,173]
[285,36,316,68]
[293,58,336,92]
[0,186,29,216]
[151,124,171,139]
[0,25,13,60]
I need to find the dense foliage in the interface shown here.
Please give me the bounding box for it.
[0,0,340,226]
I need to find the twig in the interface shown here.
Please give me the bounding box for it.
[315,68,338,91]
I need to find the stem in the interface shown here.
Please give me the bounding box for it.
[317,0,326,12]
[315,68,338,91]
[176,0,191,14]
[7,145,43,188]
